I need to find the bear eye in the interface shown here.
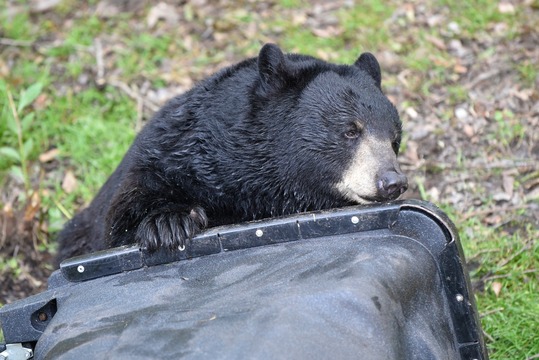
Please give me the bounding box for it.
[344,123,362,140]
[392,137,401,154]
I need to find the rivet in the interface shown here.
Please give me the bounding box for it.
[456,294,464,302]
[255,229,263,237]
[178,244,186,251]
[77,265,85,273]
[351,216,359,224]
[38,312,48,322]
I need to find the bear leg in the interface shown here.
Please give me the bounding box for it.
[105,173,209,251]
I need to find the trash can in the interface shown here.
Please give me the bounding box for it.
[0,200,488,359]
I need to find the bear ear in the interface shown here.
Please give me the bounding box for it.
[354,52,382,89]
[258,43,287,91]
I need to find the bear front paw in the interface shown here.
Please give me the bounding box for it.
[136,206,208,251]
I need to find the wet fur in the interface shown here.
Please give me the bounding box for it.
[55,44,403,265]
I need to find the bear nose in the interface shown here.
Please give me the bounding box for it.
[377,171,408,201]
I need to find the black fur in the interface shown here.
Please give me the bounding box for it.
[55,44,402,265]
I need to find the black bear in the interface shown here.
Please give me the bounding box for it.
[55,44,407,265]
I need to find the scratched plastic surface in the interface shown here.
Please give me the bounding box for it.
[0,201,488,360]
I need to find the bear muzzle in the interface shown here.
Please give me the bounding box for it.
[376,170,408,201]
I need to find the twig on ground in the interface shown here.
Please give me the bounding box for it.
[136,86,144,131]
[477,239,534,284]
[461,204,536,221]
[0,37,34,47]
[404,159,538,173]
[480,307,504,318]
[481,268,537,283]
[90,39,153,126]
[468,248,502,262]
[1,36,93,55]
[52,198,72,220]
[465,66,512,90]
[6,89,31,192]
[1,211,8,248]
[108,78,159,113]
[36,40,92,53]
[94,38,106,89]
[482,329,495,343]
[495,238,533,269]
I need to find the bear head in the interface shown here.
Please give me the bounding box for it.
[257,44,407,205]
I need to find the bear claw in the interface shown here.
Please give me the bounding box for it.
[136,206,208,252]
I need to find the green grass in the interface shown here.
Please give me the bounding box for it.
[462,220,539,358]
[52,88,136,196]
[1,82,136,201]
[517,60,539,87]
[491,110,525,149]
[276,1,394,59]
[440,0,518,36]
[1,1,537,358]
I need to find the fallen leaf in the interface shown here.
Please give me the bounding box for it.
[30,0,61,13]
[492,191,511,202]
[511,88,533,101]
[95,0,145,18]
[455,107,468,120]
[426,35,446,50]
[432,56,452,68]
[463,124,474,138]
[484,214,503,225]
[502,173,514,199]
[0,58,9,78]
[427,14,445,27]
[454,64,468,74]
[491,281,502,297]
[403,3,415,21]
[33,93,49,110]
[311,26,342,38]
[427,187,440,202]
[405,107,419,119]
[498,2,515,14]
[292,12,307,26]
[404,140,419,163]
[62,170,78,194]
[447,21,460,34]
[147,2,179,29]
[316,49,331,61]
[3,200,13,215]
[24,191,41,223]
[39,148,59,163]
[525,187,539,202]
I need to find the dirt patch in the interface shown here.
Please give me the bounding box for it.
[1,189,52,304]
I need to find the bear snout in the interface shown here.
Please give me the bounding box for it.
[376,171,408,201]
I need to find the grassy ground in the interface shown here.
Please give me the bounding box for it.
[1,0,538,358]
